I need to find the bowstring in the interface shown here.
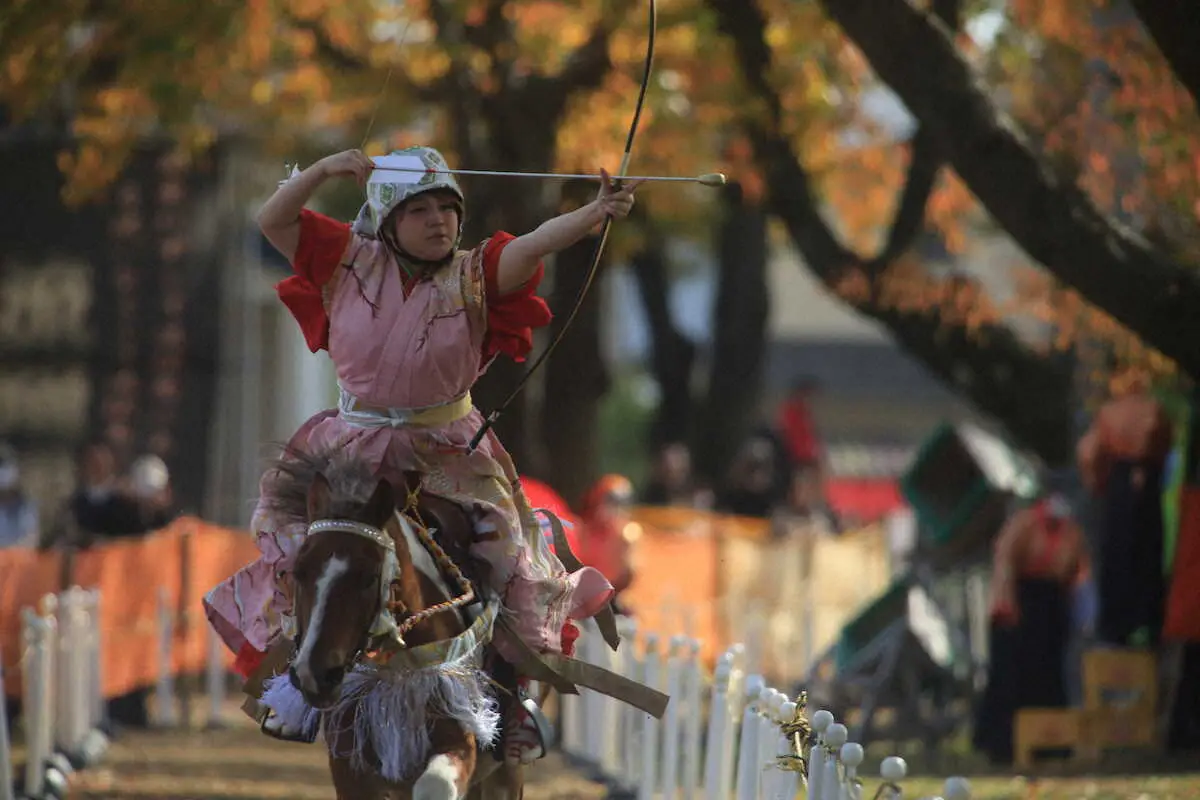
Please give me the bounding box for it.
[359,10,417,153]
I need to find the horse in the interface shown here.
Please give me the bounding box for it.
[253,448,522,800]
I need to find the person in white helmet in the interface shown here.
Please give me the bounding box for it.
[205,146,640,764]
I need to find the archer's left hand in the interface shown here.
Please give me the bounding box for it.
[596,168,643,219]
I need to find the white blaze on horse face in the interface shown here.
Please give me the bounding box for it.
[396,513,454,602]
[412,753,461,800]
[293,555,349,692]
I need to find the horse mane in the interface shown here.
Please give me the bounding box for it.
[259,444,384,524]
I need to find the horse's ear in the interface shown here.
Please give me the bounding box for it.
[364,478,395,526]
[307,472,332,521]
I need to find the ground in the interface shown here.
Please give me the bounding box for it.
[55,725,1200,800]
[9,699,1199,798]
[904,776,1200,799]
[63,723,608,799]
[9,698,606,800]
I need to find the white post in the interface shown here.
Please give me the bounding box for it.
[878,756,907,800]
[775,700,800,800]
[85,590,104,729]
[680,638,703,800]
[154,585,177,727]
[619,618,642,792]
[0,635,14,800]
[732,675,764,800]
[703,654,733,800]
[756,691,785,799]
[35,596,57,762]
[808,709,833,800]
[206,621,227,727]
[21,609,52,798]
[718,649,748,800]
[65,587,90,753]
[661,636,685,798]
[582,621,604,767]
[599,628,622,780]
[840,742,865,800]
[944,776,972,800]
[636,634,662,800]
[40,593,69,756]
[821,723,848,800]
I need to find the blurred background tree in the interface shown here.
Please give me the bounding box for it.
[3,0,1197,500]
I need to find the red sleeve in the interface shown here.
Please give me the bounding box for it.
[275,210,352,353]
[481,231,553,362]
[233,641,267,680]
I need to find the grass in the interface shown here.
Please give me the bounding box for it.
[903,774,1200,799]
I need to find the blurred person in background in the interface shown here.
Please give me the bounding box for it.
[777,376,824,471]
[641,441,710,508]
[1077,363,1173,648]
[0,442,39,549]
[973,487,1090,765]
[60,437,143,547]
[57,440,155,729]
[578,474,637,613]
[771,463,840,539]
[128,454,178,533]
[716,430,789,518]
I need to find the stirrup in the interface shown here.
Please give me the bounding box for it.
[502,690,552,765]
[520,693,554,750]
[259,708,320,744]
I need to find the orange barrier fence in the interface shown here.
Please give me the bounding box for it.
[621,506,892,676]
[1,507,893,699]
[1,517,261,699]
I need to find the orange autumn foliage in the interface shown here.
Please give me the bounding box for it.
[1,0,1194,390]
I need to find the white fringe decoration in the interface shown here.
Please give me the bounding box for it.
[261,674,320,737]
[261,654,501,783]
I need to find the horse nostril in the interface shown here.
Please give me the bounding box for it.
[321,665,346,688]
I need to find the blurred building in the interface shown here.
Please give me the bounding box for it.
[0,133,226,530]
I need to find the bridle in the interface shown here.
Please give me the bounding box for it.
[292,512,477,669]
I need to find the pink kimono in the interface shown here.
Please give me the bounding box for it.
[203,210,614,675]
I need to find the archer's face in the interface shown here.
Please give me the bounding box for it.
[392,191,460,261]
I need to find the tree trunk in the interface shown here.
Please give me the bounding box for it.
[820,0,1200,377]
[459,171,550,475]
[630,225,696,449]
[432,0,628,477]
[694,181,770,481]
[539,228,610,507]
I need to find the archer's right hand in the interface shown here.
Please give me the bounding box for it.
[319,149,374,187]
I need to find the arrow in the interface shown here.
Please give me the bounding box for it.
[369,164,727,187]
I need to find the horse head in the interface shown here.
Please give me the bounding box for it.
[289,471,399,708]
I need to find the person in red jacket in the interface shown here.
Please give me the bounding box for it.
[974,490,1090,764]
[777,376,824,469]
[579,474,637,612]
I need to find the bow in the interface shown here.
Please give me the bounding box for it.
[469,0,658,451]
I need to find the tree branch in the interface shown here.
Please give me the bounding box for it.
[707,0,1075,464]
[532,0,639,120]
[630,220,696,448]
[1128,0,1200,110]
[287,13,443,103]
[820,0,1200,376]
